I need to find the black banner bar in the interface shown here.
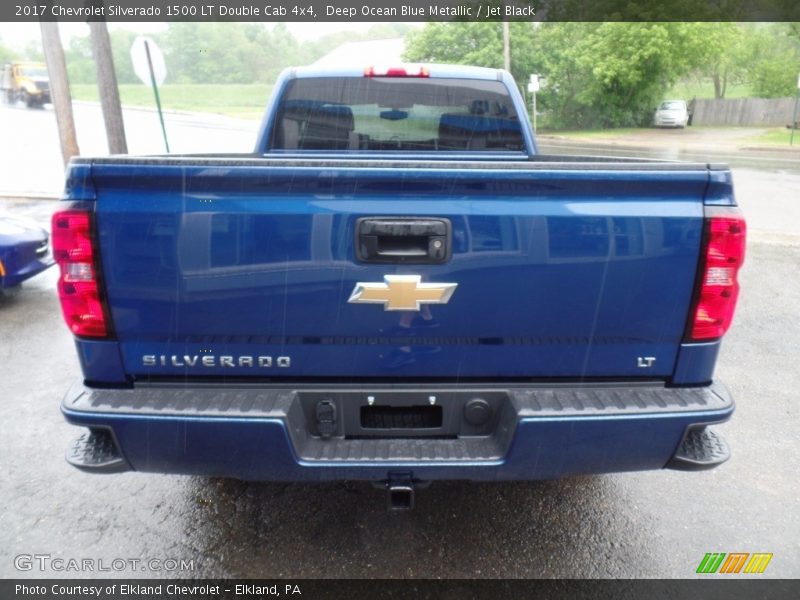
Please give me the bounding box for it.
[2,0,799,22]
[2,579,799,600]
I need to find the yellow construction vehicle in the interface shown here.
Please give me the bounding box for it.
[1,62,51,108]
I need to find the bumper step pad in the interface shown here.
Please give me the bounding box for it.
[667,427,730,471]
[66,429,130,473]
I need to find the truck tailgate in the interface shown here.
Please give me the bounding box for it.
[86,158,708,380]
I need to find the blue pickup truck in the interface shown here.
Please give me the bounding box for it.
[53,65,745,509]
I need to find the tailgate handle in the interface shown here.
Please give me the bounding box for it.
[356,217,451,264]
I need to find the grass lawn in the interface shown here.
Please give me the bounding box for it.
[665,81,753,101]
[748,128,800,147]
[70,83,273,119]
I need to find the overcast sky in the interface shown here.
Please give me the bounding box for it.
[0,22,418,49]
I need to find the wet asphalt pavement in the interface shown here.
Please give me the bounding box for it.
[1,162,798,580]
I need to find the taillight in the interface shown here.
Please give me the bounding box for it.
[688,208,746,341]
[52,209,109,338]
[364,65,430,78]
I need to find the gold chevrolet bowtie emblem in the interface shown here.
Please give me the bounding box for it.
[348,275,457,311]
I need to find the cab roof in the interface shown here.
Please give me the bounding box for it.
[290,63,504,80]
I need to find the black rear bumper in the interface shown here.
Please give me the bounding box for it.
[62,381,734,481]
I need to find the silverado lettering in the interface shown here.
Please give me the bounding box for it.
[54,64,745,510]
[141,355,291,368]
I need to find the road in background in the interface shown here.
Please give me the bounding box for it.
[538,131,800,170]
[0,162,798,578]
[2,100,800,197]
[537,138,800,241]
[0,101,258,196]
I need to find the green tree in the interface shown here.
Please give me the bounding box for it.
[741,23,800,98]
[60,24,418,88]
[109,29,138,85]
[65,35,94,84]
[403,22,537,86]
[0,35,13,65]
[162,23,304,84]
[526,22,711,128]
[161,23,419,84]
[527,23,600,128]
[404,22,712,128]
[162,23,218,83]
[576,23,706,127]
[247,23,303,82]
[688,23,746,99]
[60,29,140,85]
[21,39,44,62]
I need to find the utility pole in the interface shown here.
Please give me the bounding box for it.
[40,22,79,167]
[90,21,127,154]
[502,21,511,72]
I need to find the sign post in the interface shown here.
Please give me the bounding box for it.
[130,36,169,153]
[791,73,800,147]
[527,74,540,133]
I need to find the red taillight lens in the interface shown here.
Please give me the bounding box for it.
[52,209,109,338]
[689,210,746,340]
[52,210,93,262]
[364,65,430,78]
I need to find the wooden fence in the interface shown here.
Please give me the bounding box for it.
[692,97,797,127]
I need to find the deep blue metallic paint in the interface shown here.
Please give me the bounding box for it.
[62,163,96,201]
[672,341,722,385]
[0,218,53,288]
[57,67,740,482]
[75,339,128,385]
[703,169,737,207]
[80,163,707,382]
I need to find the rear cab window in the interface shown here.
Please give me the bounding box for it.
[270,76,525,152]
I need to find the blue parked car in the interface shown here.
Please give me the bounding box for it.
[0,212,54,290]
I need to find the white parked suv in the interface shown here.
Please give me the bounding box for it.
[653,100,689,128]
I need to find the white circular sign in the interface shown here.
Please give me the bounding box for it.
[130,36,167,87]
